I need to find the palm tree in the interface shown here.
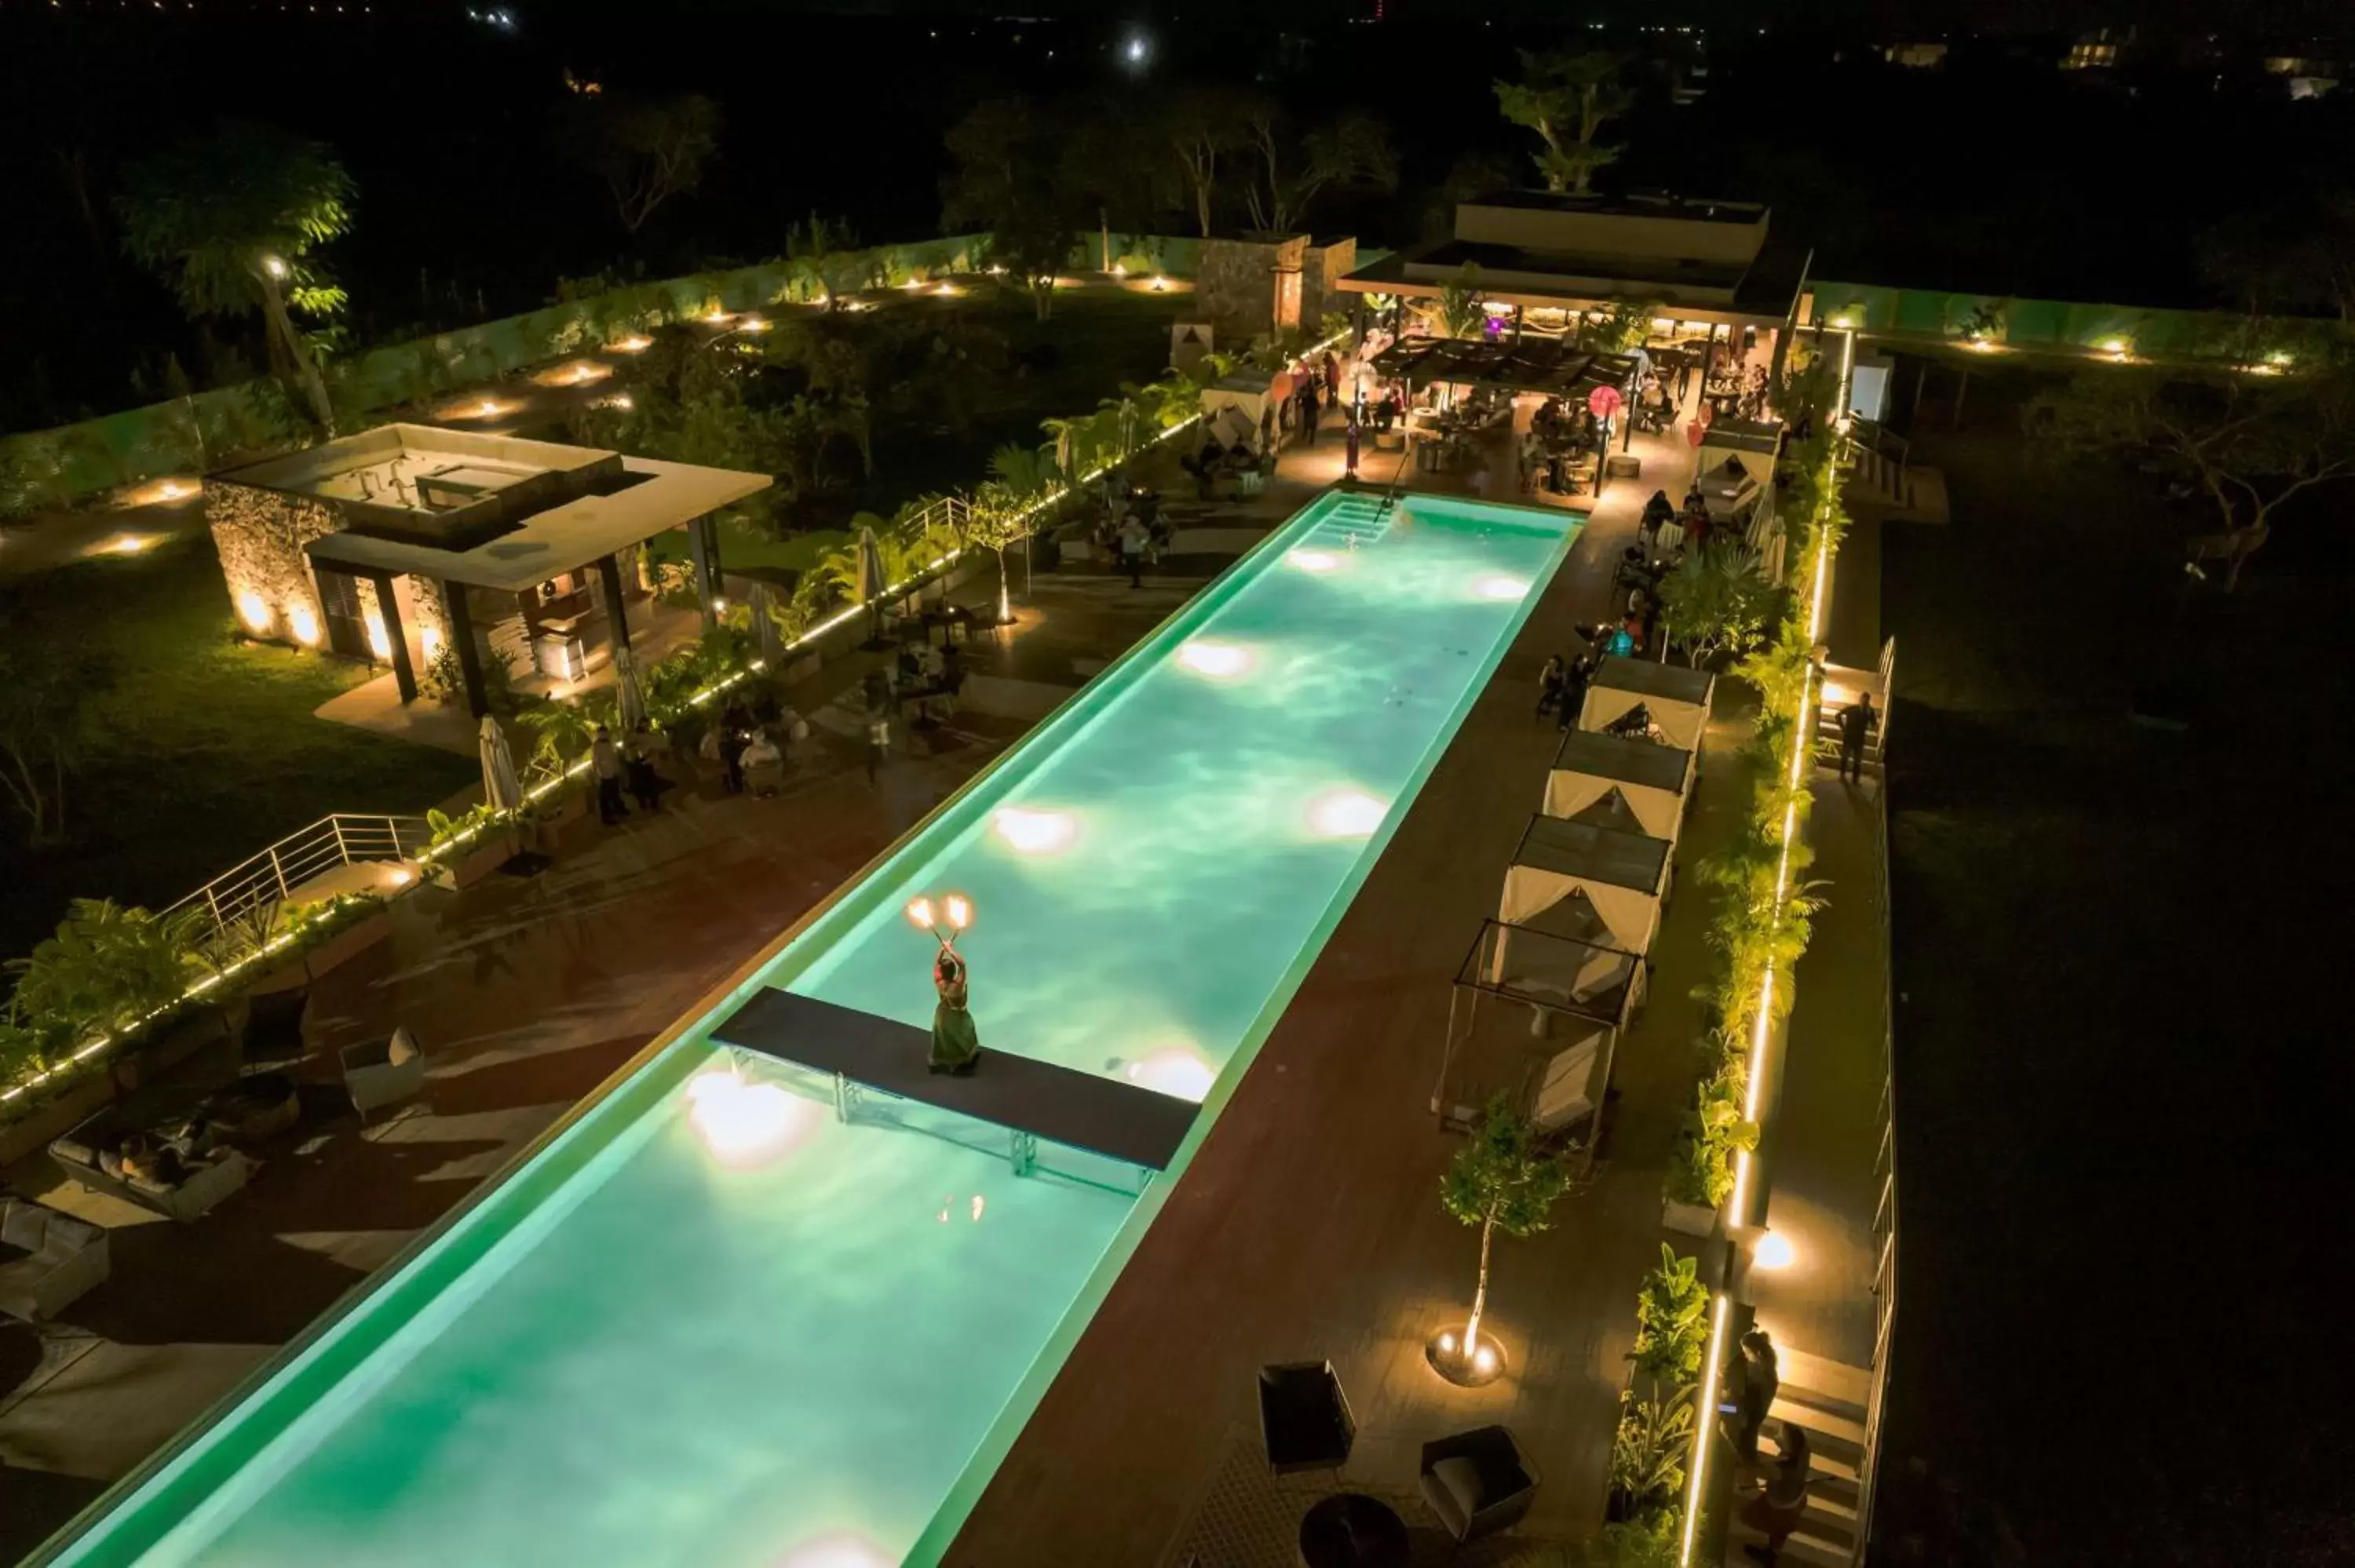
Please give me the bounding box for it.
[116,122,355,433]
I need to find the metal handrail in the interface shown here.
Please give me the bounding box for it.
[160,813,432,949]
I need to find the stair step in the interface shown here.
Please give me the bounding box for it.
[1809,1492,1860,1526]
[1772,1350,1871,1414]
[1726,1523,1850,1568]
[1769,1395,1865,1449]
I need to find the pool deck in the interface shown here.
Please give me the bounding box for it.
[0,402,1726,1563]
[944,420,1743,1563]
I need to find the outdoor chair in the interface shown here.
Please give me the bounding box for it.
[49,1107,254,1222]
[1258,1360,1356,1478]
[341,1027,427,1123]
[0,1197,110,1321]
[1418,1425,1539,1544]
[239,984,311,1068]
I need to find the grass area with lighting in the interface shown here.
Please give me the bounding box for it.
[0,540,479,959]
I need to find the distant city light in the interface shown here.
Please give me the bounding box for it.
[1122,31,1152,70]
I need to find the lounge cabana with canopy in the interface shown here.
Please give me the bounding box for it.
[1433,920,1646,1147]
[1546,729,1696,848]
[1577,657,1717,753]
[1497,814,1673,957]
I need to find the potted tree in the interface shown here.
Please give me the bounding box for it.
[1430,1094,1575,1386]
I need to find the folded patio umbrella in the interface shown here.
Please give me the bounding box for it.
[478,714,524,814]
[612,645,648,735]
[856,525,889,647]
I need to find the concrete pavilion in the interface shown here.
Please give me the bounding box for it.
[206,425,769,717]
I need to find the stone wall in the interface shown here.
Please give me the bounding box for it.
[1198,235,1309,345]
[1301,239,1359,334]
[206,483,340,649]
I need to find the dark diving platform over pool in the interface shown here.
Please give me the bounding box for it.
[713,987,1201,1172]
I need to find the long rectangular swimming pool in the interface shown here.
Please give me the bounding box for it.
[39,488,1577,1568]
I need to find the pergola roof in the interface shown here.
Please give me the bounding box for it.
[305,456,770,592]
[1551,729,1696,795]
[1510,814,1670,895]
[1370,336,1641,399]
[1339,235,1811,326]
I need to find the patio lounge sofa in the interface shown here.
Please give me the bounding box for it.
[1258,1360,1356,1478]
[0,1197,111,1321]
[1420,1424,1539,1544]
[49,1107,252,1222]
[341,1028,426,1123]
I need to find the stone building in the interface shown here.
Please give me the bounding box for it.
[1196,235,1359,346]
[206,424,769,716]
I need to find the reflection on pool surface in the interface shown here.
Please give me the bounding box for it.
[42,489,1575,1568]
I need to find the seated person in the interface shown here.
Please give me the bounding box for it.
[741,729,784,797]
[119,1133,188,1187]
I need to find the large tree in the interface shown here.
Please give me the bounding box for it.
[2025,368,2355,590]
[1240,105,1397,236]
[2199,198,2355,325]
[572,93,723,235]
[1160,89,1248,239]
[942,96,1075,320]
[115,122,353,432]
[1495,50,1634,195]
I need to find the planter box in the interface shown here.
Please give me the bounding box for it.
[0,1074,117,1168]
[301,910,393,981]
[446,833,519,891]
[1662,1196,1718,1238]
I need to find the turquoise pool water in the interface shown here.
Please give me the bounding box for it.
[41,490,1575,1568]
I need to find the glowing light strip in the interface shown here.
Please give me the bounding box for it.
[1678,1293,1736,1563]
[1676,440,1840,1567]
[2,334,1356,1112]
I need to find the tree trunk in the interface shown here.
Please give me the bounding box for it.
[1465,1211,1496,1348]
[257,268,336,435]
[996,545,1012,622]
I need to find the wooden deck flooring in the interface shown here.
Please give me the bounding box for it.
[943,457,1748,1565]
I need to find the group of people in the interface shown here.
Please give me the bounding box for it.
[590,722,671,824]
[1535,651,1598,731]
[1517,396,1609,496]
[1728,1327,1815,1566]
[1094,479,1169,585]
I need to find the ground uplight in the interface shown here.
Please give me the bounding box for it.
[1754,1229,1795,1270]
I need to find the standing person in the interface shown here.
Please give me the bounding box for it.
[1260,399,1277,456]
[1739,1424,1813,1565]
[927,946,982,1074]
[864,709,891,786]
[1536,653,1567,722]
[1300,380,1320,444]
[717,706,751,795]
[1117,512,1149,588]
[623,737,663,815]
[1345,415,1362,479]
[1562,652,1594,731]
[1322,348,1341,398]
[590,726,628,824]
[1734,1328,1780,1464]
[940,641,966,710]
[1838,692,1877,783]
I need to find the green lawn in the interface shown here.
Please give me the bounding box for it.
[1,287,1186,961]
[1,540,479,959]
